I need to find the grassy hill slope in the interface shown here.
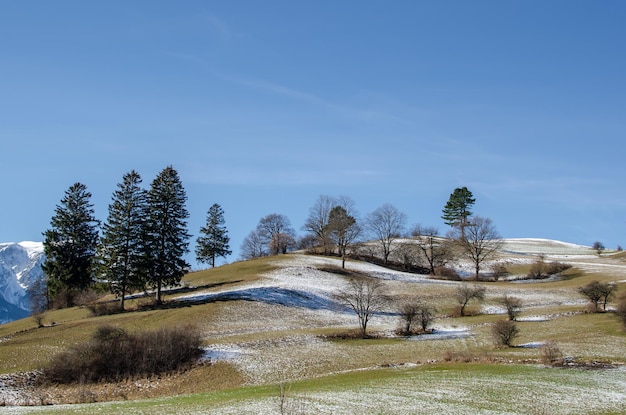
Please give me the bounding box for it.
[1,239,626,413]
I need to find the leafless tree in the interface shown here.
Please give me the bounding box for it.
[398,302,420,334]
[240,229,268,260]
[392,241,420,271]
[451,216,503,279]
[578,281,617,312]
[411,225,455,275]
[336,278,387,338]
[592,241,605,255]
[500,295,523,321]
[365,203,407,264]
[455,284,486,316]
[257,213,296,255]
[491,320,519,347]
[302,195,335,254]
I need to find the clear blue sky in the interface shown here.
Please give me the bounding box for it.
[1,1,625,267]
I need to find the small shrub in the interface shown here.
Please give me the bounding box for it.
[540,341,564,366]
[491,263,510,281]
[491,320,519,347]
[88,301,121,317]
[500,295,522,321]
[544,262,571,276]
[42,325,203,384]
[526,257,572,279]
[432,267,461,281]
[74,290,99,307]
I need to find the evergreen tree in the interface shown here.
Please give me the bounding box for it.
[196,203,231,268]
[99,170,147,310]
[326,205,360,268]
[42,182,100,308]
[143,166,191,305]
[442,186,476,233]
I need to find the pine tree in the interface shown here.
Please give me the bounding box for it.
[326,205,360,268]
[42,182,100,308]
[442,187,476,234]
[99,170,147,310]
[143,166,191,305]
[196,203,232,268]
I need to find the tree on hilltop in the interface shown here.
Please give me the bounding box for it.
[42,182,100,308]
[365,203,407,264]
[451,216,503,279]
[143,166,191,305]
[99,170,147,311]
[257,213,296,255]
[196,203,231,268]
[442,187,475,237]
[326,205,361,268]
[303,195,335,254]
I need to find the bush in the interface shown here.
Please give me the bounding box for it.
[88,301,122,317]
[491,263,510,281]
[526,257,572,279]
[491,320,519,347]
[42,325,203,384]
[432,267,461,281]
[540,341,564,366]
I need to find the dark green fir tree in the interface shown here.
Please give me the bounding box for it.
[99,170,147,310]
[42,182,100,308]
[196,203,232,268]
[143,166,191,305]
[442,187,476,235]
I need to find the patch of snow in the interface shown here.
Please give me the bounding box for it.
[409,327,471,341]
[518,341,546,348]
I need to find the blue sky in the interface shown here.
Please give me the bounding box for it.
[1,1,625,267]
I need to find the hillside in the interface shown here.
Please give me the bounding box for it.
[1,239,626,414]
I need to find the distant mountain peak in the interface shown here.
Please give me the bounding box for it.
[0,241,45,324]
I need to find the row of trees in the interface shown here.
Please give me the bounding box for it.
[41,166,231,310]
[242,187,503,279]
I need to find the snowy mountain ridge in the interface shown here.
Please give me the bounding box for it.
[0,241,45,324]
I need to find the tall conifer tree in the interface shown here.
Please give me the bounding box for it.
[196,203,231,268]
[99,170,147,310]
[42,182,100,307]
[143,166,190,305]
[442,187,476,235]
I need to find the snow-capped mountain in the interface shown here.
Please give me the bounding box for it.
[0,241,45,324]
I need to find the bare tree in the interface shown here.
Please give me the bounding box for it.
[302,195,335,254]
[398,302,419,335]
[257,213,296,255]
[578,281,617,312]
[365,203,407,264]
[336,278,387,338]
[393,241,420,271]
[500,295,523,321]
[240,229,268,260]
[411,225,455,275]
[592,241,605,255]
[491,320,519,347]
[455,284,486,316]
[451,216,503,279]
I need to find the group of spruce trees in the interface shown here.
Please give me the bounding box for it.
[42,166,231,311]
